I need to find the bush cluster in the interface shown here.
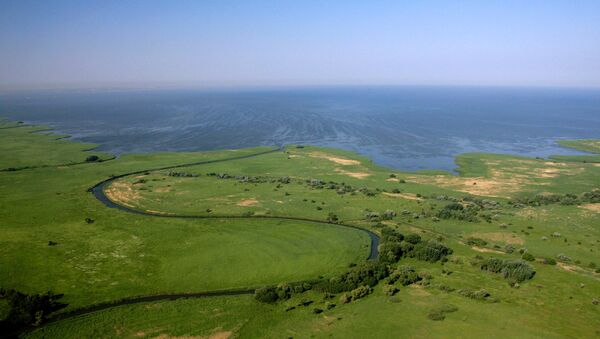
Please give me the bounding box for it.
[255,282,312,303]
[378,226,452,264]
[510,189,600,207]
[466,237,487,247]
[258,225,453,305]
[458,288,491,300]
[0,289,66,332]
[387,265,422,286]
[167,171,198,177]
[339,285,373,304]
[427,304,458,321]
[85,155,99,162]
[480,258,536,284]
[316,261,389,294]
[382,284,398,296]
[436,202,480,222]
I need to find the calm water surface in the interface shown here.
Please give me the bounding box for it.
[1,86,599,171]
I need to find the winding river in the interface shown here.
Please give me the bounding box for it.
[37,146,380,328]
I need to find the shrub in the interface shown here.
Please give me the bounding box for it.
[556,254,571,263]
[521,252,535,261]
[404,233,422,244]
[458,288,490,300]
[85,155,99,162]
[0,289,66,330]
[276,283,292,300]
[543,257,557,265]
[480,257,505,273]
[364,211,380,221]
[379,242,404,263]
[439,304,458,313]
[480,258,535,284]
[297,299,313,307]
[317,261,388,293]
[501,261,536,284]
[428,310,446,321]
[408,240,453,262]
[435,284,456,293]
[436,202,479,222]
[427,304,458,321]
[327,212,339,223]
[255,286,278,303]
[382,284,398,296]
[466,237,487,247]
[381,227,404,242]
[382,210,396,220]
[339,293,351,304]
[349,285,372,301]
[388,266,422,286]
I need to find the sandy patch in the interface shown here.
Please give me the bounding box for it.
[105,181,140,207]
[469,232,524,245]
[146,209,172,215]
[407,173,519,198]
[557,262,577,273]
[154,187,171,193]
[382,192,423,201]
[407,157,586,197]
[516,207,548,219]
[471,246,505,254]
[408,284,431,296]
[386,178,399,182]
[207,331,233,339]
[334,168,371,179]
[237,198,259,207]
[543,161,568,167]
[309,152,360,165]
[556,263,600,281]
[580,203,600,213]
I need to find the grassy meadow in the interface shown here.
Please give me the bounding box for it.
[1,122,599,338]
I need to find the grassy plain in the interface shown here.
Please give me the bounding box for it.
[1,122,599,338]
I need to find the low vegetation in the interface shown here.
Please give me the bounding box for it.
[1,123,599,338]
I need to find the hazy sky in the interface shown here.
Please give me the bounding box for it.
[1,0,600,89]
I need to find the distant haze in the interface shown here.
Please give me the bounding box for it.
[1,1,600,90]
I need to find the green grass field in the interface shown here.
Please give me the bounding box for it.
[1,122,599,338]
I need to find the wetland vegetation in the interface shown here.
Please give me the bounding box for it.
[1,120,599,338]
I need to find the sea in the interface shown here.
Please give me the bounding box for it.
[1,86,599,172]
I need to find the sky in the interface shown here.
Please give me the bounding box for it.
[1,0,600,90]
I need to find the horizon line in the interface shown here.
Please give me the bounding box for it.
[2,82,600,94]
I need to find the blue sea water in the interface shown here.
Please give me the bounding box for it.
[1,86,599,171]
